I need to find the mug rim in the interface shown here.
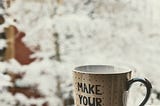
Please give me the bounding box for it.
[73,65,132,74]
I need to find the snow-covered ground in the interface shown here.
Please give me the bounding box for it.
[0,0,159,106]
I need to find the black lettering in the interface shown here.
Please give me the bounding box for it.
[88,97,95,106]
[96,85,102,95]
[96,98,102,106]
[83,96,88,105]
[78,82,82,91]
[83,83,89,93]
[89,84,95,94]
[79,95,83,104]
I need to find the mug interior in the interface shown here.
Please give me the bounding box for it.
[74,65,132,74]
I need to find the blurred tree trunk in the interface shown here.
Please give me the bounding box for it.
[53,33,61,61]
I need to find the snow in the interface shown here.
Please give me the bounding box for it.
[0,73,12,88]
[0,0,159,106]
[0,39,6,50]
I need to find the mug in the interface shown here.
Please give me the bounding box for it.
[73,65,152,106]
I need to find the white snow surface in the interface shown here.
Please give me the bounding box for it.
[0,0,159,106]
[0,39,6,49]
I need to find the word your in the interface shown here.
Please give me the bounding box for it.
[77,82,102,106]
[79,95,102,106]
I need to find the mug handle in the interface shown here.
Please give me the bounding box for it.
[127,78,152,106]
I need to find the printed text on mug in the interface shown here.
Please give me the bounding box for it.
[77,82,102,106]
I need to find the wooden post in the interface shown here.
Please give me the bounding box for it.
[57,0,63,4]
[3,0,16,8]
[5,0,13,8]
[4,25,15,60]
